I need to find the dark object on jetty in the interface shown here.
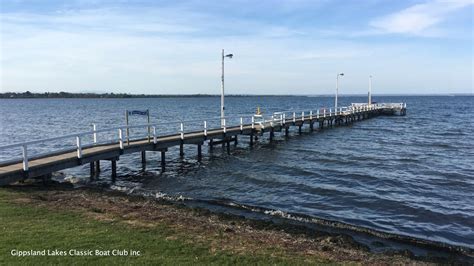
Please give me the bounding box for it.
[0,103,406,185]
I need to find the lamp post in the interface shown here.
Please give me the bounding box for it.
[368,75,372,106]
[335,72,344,111]
[221,49,233,127]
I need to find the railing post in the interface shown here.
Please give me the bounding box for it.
[153,126,157,144]
[147,124,151,142]
[204,121,207,136]
[310,110,313,120]
[293,112,296,123]
[126,125,130,145]
[317,109,319,119]
[21,145,28,171]
[119,129,124,150]
[223,119,226,133]
[323,109,326,117]
[329,108,332,115]
[282,113,286,125]
[180,123,184,140]
[280,114,284,125]
[240,117,243,131]
[251,116,255,129]
[76,136,82,159]
[301,111,305,121]
[92,124,97,144]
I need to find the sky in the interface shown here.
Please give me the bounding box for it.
[0,0,473,95]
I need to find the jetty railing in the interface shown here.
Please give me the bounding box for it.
[0,104,389,171]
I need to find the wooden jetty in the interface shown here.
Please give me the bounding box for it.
[0,103,406,186]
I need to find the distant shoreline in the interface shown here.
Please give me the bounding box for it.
[0,91,472,99]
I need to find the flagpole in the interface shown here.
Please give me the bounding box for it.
[125,110,130,145]
[221,49,225,127]
[147,109,150,142]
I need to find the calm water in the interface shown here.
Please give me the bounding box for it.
[1,96,473,249]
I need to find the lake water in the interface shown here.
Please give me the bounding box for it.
[0,96,473,249]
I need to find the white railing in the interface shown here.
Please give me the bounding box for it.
[0,114,255,170]
[0,103,405,171]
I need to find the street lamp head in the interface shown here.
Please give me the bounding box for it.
[225,54,233,59]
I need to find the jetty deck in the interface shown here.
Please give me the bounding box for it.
[0,103,406,186]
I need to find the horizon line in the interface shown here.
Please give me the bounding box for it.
[1,91,472,97]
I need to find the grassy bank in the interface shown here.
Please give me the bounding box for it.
[0,190,320,265]
[0,185,422,265]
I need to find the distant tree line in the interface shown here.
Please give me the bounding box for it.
[0,91,221,98]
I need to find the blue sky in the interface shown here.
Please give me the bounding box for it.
[1,0,473,95]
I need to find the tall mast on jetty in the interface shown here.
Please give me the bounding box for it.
[221,49,233,127]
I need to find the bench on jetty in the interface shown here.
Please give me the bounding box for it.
[0,103,406,186]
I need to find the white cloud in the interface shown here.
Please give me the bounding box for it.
[370,0,473,35]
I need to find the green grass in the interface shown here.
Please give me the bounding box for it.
[0,189,321,265]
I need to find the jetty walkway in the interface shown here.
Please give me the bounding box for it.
[0,103,406,186]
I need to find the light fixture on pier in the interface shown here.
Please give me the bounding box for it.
[335,72,344,111]
[369,75,373,105]
[221,49,234,127]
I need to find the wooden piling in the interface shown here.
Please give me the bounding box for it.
[180,142,184,157]
[111,159,117,182]
[95,161,100,174]
[249,133,254,147]
[234,136,238,146]
[141,151,146,165]
[89,162,94,180]
[161,150,166,172]
[197,144,202,161]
